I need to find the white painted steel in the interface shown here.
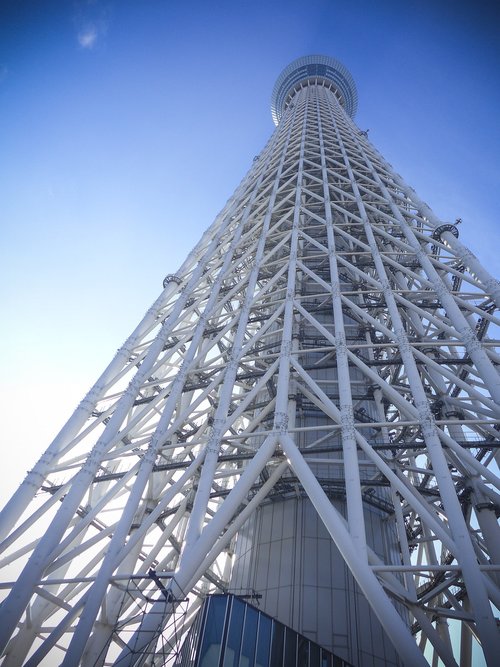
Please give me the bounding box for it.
[0,55,499,666]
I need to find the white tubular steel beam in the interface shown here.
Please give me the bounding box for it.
[1,55,499,666]
[291,358,458,553]
[392,175,500,309]
[352,134,500,406]
[114,434,279,666]
[0,180,249,541]
[316,91,369,562]
[280,433,428,667]
[344,127,499,661]
[0,187,256,651]
[181,97,298,555]
[60,453,204,666]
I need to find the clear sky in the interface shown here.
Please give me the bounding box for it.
[1,0,499,507]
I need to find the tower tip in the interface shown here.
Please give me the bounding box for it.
[271,55,358,125]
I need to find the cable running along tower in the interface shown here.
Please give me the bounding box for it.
[1,55,500,667]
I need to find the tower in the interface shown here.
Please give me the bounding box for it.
[1,52,499,666]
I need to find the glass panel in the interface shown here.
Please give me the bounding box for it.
[199,596,228,667]
[297,636,309,667]
[320,649,333,667]
[222,597,245,667]
[240,605,258,667]
[309,642,320,667]
[270,621,284,667]
[284,626,297,667]
[255,613,272,667]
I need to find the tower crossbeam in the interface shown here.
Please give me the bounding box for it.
[0,54,499,667]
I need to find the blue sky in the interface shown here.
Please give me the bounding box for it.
[1,0,499,506]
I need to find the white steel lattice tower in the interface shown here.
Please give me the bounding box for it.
[1,55,500,667]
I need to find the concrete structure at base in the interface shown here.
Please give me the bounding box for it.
[0,55,499,667]
[231,499,402,665]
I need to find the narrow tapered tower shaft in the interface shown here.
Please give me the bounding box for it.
[0,55,499,667]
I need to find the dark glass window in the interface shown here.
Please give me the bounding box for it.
[270,621,285,667]
[240,605,258,667]
[255,613,272,667]
[284,626,297,667]
[310,642,320,667]
[198,596,228,667]
[297,635,309,667]
[180,595,351,667]
[222,597,245,667]
[321,649,333,667]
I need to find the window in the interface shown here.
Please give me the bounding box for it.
[255,613,272,667]
[297,635,309,667]
[270,622,285,666]
[240,605,258,667]
[223,598,245,667]
[198,596,228,667]
[284,626,297,667]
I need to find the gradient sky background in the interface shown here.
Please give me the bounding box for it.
[1,0,499,514]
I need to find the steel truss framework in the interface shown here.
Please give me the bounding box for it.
[1,56,500,667]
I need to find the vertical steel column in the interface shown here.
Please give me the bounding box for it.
[315,86,368,561]
[391,175,500,310]
[181,98,299,555]
[1,54,498,667]
[342,115,500,663]
[0,169,258,541]
[280,433,428,667]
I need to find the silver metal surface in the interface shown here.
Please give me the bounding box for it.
[0,56,499,666]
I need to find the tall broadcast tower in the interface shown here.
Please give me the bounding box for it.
[1,55,499,667]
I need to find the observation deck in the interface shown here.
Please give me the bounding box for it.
[271,54,358,125]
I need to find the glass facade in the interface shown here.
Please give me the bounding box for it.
[175,594,352,667]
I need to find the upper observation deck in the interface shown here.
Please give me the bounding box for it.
[271,54,358,125]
